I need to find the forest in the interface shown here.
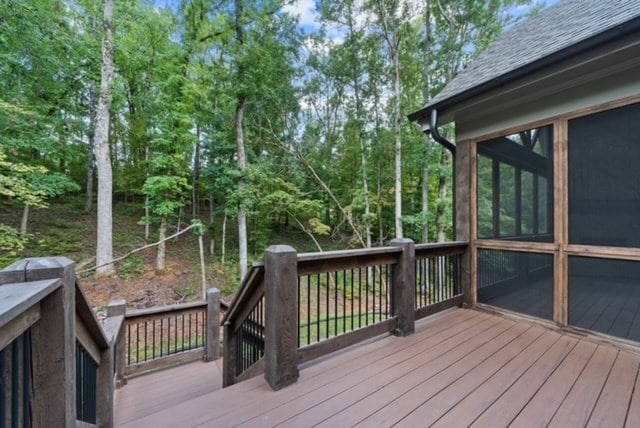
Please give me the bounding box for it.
[0,0,545,303]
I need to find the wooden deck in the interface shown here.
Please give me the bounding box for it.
[114,308,640,427]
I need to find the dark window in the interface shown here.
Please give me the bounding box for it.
[569,102,640,248]
[477,249,554,320]
[477,126,554,242]
[569,257,640,341]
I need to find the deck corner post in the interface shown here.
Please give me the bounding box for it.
[6,257,78,428]
[106,299,127,388]
[390,239,416,337]
[264,245,299,391]
[222,321,237,387]
[205,288,221,362]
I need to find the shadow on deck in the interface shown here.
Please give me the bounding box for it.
[114,307,640,427]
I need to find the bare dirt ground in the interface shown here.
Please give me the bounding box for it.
[1,199,235,310]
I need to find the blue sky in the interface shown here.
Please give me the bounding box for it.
[151,0,561,31]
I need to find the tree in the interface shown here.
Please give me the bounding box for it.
[370,0,406,239]
[94,0,116,276]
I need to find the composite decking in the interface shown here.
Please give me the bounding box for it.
[114,307,640,427]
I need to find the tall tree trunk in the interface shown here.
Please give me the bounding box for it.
[235,98,248,279]
[144,144,150,243]
[347,3,372,249]
[199,234,207,299]
[20,204,29,236]
[85,86,97,213]
[235,0,248,280]
[156,217,166,272]
[209,193,215,256]
[393,45,403,239]
[221,213,227,265]
[95,0,115,276]
[192,124,201,217]
[374,0,403,239]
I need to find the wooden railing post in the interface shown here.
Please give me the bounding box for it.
[264,245,299,390]
[205,288,221,362]
[2,257,77,428]
[106,299,127,388]
[390,239,415,337]
[223,322,237,387]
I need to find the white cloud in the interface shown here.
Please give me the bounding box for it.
[283,0,319,28]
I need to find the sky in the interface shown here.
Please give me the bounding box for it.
[151,0,562,35]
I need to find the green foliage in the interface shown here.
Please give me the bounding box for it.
[120,255,145,282]
[0,224,29,266]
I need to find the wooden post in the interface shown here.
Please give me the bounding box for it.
[390,239,415,336]
[106,299,127,388]
[3,257,77,428]
[205,288,221,362]
[222,322,237,387]
[456,139,474,307]
[264,245,299,390]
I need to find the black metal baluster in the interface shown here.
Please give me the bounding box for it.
[333,271,338,336]
[325,272,329,339]
[316,274,320,343]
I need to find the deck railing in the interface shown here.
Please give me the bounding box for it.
[104,291,223,378]
[415,242,466,319]
[0,258,117,427]
[0,258,224,427]
[223,239,468,390]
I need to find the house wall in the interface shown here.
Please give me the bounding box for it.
[457,67,640,141]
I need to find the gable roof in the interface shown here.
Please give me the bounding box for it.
[409,0,640,123]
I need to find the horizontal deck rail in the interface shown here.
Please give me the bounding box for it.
[121,291,223,377]
[223,240,469,390]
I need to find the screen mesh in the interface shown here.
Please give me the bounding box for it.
[478,249,554,320]
[569,256,640,341]
[569,102,640,247]
[477,126,553,242]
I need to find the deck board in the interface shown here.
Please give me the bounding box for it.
[114,307,640,428]
[468,334,577,427]
[587,351,640,427]
[547,345,618,427]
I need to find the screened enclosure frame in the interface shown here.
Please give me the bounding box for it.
[465,93,640,340]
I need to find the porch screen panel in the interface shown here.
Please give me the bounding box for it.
[478,249,553,320]
[477,125,553,242]
[568,102,640,247]
[569,257,640,341]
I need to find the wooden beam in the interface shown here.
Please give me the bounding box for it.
[75,314,101,364]
[0,303,40,351]
[0,279,61,329]
[555,119,569,326]
[475,239,556,253]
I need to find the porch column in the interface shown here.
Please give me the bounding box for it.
[391,238,415,336]
[264,245,299,390]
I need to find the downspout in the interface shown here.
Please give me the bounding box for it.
[426,109,456,240]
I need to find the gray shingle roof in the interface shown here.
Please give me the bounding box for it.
[422,0,640,113]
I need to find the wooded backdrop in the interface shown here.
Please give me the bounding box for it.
[0,0,541,276]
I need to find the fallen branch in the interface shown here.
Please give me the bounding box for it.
[79,223,198,275]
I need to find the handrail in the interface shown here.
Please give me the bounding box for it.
[415,240,468,255]
[223,262,264,325]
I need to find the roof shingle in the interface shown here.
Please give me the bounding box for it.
[426,0,640,109]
